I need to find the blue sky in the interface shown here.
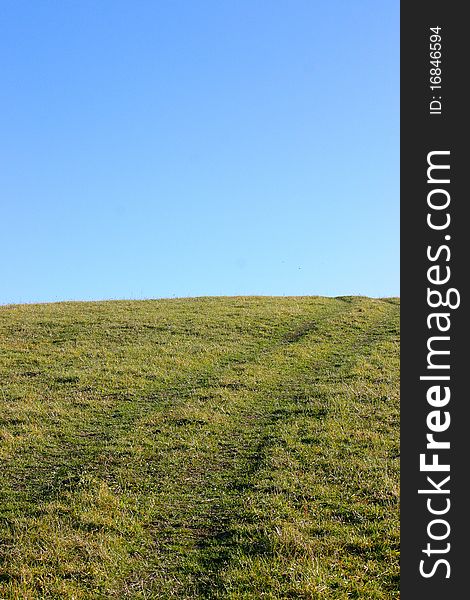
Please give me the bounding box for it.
[1,1,398,304]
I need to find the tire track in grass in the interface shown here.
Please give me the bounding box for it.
[0,298,352,598]
[111,299,357,597]
[189,301,399,599]
[192,300,399,599]
[0,298,399,599]
[115,299,397,598]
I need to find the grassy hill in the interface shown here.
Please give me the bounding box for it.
[0,296,399,599]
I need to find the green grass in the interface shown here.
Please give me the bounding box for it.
[0,296,399,599]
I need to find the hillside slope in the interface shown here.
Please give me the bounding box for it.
[0,296,399,599]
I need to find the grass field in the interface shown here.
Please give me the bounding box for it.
[0,296,399,599]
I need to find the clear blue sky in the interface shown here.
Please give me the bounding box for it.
[1,0,398,304]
